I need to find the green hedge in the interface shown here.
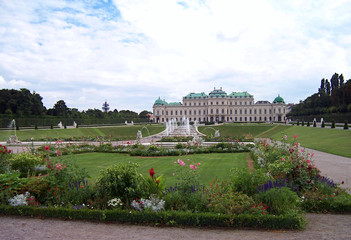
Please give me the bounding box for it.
[0,206,306,230]
[301,199,351,213]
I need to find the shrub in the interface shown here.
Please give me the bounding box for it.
[0,171,29,205]
[313,121,317,127]
[22,177,50,204]
[175,143,185,149]
[206,179,254,215]
[255,187,299,215]
[8,153,43,177]
[0,144,11,173]
[321,120,325,128]
[230,168,270,196]
[344,120,349,130]
[44,156,91,206]
[307,121,310,127]
[331,120,335,128]
[163,188,207,212]
[297,121,300,126]
[96,162,143,204]
[301,121,304,126]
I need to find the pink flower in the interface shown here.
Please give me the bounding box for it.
[58,139,62,143]
[172,173,175,176]
[44,145,50,151]
[301,149,304,153]
[283,135,287,140]
[293,135,297,139]
[311,153,314,157]
[281,158,285,162]
[307,160,310,164]
[198,162,201,166]
[190,164,194,169]
[179,161,185,166]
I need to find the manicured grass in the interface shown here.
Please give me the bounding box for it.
[198,123,277,138]
[0,125,165,141]
[73,152,248,187]
[270,126,351,158]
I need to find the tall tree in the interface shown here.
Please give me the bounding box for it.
[53,100,68,116]
[319,78,326,94]
[325,80,331,95]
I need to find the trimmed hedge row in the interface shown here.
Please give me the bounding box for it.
[300,199,351,213]
[0,206,306,230]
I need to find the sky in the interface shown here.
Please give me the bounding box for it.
[1,0,351,113]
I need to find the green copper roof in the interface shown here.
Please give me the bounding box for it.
[209,88,227,98]
[184,92,208,99]
[228,91,253,98]
[273,95,285,103]
[154,97,168,105]
[168,102,182,106]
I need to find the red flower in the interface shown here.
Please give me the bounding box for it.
[44,145,50,151]
[149,168,155,178]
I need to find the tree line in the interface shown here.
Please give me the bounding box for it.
[288,73,351,118]
[0,88,151,127]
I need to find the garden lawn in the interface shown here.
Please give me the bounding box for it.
[73,152,248,187]
[0,125,165,141]
[270,125,351,158]
[198,123,279,138]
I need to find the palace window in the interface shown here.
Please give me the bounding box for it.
[222,109,224,114]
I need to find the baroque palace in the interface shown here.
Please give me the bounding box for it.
[153,88,287,123]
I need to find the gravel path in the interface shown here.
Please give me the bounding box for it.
[1,214,351,240]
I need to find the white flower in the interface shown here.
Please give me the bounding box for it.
[8,192,31,206]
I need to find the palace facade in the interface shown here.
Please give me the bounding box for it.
[153,88,287,123]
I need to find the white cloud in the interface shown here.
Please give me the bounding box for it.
[0,0,350,111]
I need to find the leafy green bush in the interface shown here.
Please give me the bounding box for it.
[230,168,270,196]
[0,145,11,173]
[164,189,207,212]
[344,120,349,130]
[255,187,299,215]
[9,153,43,177]
[43,156,90,206]
[206,179,255,215]
[175,143,186,149]
[331,120,335,128]
[96,162,143,204]
[0,171,29,204]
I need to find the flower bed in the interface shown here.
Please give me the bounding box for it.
[1,134,351,229]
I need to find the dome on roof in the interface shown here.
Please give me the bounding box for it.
[273,95,285,103]
[154,97,168,105]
